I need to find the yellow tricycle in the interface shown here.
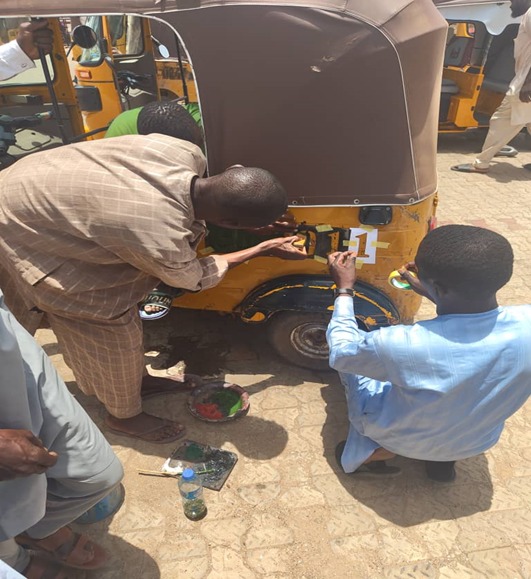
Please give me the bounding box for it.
[1,0,447,369]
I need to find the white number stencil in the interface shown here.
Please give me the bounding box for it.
[347,227,379,264]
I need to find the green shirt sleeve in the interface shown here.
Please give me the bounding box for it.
[104,107,143,138]
[184,102,203,128]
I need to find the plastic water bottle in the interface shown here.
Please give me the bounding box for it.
[178,468,207,521]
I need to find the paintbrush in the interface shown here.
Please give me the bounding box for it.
[138,468,214,478]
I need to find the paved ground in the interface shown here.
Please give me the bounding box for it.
[36,132,531,578]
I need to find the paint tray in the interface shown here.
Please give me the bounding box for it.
[162,439,237,491]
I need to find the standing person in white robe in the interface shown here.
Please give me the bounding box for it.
[0,20,53,81]
[0,291,123,578]
[452,0,531,174]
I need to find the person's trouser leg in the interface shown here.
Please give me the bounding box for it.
[474,96,526,169]
[47,307,145,419]
[338,374,387,473]
[12,317,125,538]
[0,539,29,574]
[25,457,123,539]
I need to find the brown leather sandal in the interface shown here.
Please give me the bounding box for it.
[16,526,108,570]
[105,417,186,444]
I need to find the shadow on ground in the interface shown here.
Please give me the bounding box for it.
[319,380,494,526]
[139,308,334,460]
[142,307,332,384]
[438,131,531,184]
[70,509,161,579]
[53,308,314,461]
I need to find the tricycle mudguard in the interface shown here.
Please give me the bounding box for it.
[239,275,400,330]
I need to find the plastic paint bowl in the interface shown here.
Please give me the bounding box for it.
[75,483,125,525]
[388,270,414,290]
[187,382,250,423]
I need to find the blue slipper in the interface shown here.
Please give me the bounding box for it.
[495,145,518,158]
[451,163,489,174]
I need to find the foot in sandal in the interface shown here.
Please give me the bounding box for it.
[105,412,186,444]
[16,526,108,570]
[450,163,489,174]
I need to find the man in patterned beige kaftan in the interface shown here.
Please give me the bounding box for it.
[0,134,305,442]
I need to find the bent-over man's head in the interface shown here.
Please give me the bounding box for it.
[137,100,204,150]
[415,225,513,301]
[192,167,288,228]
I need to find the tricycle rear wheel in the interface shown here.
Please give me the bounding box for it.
[267,312,332,371]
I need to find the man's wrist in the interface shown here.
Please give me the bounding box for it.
[334,287,355,298]
[256,240,271,254]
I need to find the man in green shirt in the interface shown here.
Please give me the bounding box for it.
[104,106,142,138]
[104,100,204,149]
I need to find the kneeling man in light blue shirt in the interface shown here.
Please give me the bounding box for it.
[326,225,531,482]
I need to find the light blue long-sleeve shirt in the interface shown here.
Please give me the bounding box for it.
[327,296,531,470]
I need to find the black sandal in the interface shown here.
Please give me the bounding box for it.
[425,461,456,483]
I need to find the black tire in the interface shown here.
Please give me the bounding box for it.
[267,311,332,371]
